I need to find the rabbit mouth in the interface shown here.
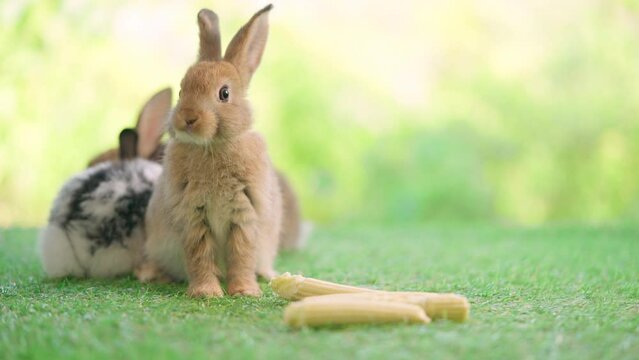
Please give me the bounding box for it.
[173,129,212,146]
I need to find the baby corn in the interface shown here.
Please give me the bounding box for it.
[284,299,431,328]
[410,292,470,322]
[270,273,470,322]
[270,272,375,300]
[302,292,470,322]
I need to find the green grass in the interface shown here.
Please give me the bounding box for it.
[1,225,637,359]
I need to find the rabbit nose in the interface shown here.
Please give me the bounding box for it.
[178,108,199,127]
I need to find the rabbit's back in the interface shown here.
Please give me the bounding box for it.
[39,159,162,278]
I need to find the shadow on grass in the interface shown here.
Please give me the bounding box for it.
[34,274,289,305]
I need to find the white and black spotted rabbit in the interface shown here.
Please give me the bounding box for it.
[38,90,171,278]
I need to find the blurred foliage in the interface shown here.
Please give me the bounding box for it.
[1,0,639,226]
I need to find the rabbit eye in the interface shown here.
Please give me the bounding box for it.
[218,85,230,102]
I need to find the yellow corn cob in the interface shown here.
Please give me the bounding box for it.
[284,299,431,328]
[270,273,470,322]
[408,292,470,322]
[301,292,470,322]
[270,272,376,300]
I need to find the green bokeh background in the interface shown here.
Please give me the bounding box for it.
[2,0,639,226]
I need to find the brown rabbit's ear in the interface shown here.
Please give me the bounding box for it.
[136,88,172,159]
[119,129,138,160]
[224,4,273,85]
[198,9,222,61]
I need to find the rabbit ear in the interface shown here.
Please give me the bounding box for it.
[224,4,273,85]
[119,129,138,160]
[136,88,172,159]
[197,9,222,61]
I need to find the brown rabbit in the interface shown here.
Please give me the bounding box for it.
[140,5,293,297]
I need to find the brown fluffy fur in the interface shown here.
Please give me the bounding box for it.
[141,5,284,297]
[277,171,302,249]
